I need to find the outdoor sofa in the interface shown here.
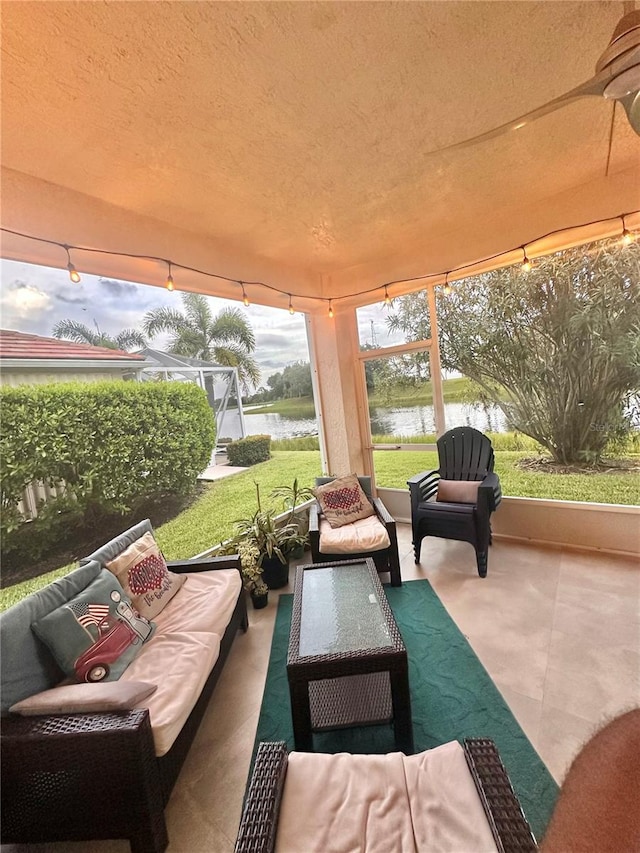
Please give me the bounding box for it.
[0,519,247,853]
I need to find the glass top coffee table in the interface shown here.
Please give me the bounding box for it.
[287,557,413,753]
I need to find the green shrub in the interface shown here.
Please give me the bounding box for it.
[227,434,271,466]
[1,381,215,564]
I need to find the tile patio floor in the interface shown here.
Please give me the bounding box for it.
[4,525,639,852]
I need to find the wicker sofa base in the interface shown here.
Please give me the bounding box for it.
[235,739,537,853]
[1,560,248,853]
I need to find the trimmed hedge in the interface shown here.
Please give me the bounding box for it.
[227,434,271,466]
[1,381,215,565]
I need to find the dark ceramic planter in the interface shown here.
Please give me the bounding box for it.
[251,591,269,609]
[261,555,289,589]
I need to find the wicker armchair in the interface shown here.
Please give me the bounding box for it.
[407,427,502,577]
[309,475,401,586]
[235,740,537,853]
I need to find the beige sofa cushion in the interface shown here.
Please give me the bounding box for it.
[123,630,220,756]
[404,741,498,852]
[275,741,498,853]
[319,515,390,555]
[276,751,418,853]
[152,569,241,635]
[120,569,241,756]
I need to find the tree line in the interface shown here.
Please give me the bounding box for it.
[246,361,313,403]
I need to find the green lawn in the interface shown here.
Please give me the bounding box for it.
[2,449,637,612]
[374,451,640,503]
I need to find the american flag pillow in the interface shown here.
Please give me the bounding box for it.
[32,569,154,683]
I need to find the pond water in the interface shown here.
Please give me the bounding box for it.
[244,401,507,441]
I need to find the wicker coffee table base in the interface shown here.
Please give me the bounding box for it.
[287,558,413,753]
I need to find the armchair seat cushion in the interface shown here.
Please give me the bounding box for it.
[319,515,391,555]
[275,741,498,853]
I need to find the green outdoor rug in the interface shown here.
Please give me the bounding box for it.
[253,579,559,842]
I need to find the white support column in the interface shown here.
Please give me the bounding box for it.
[306,307,367,477]
[427,285,446,436]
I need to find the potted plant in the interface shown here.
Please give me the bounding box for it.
[236,540,269,609]
[270,477,314,559]
[233,483,299,589]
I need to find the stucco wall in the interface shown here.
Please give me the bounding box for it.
[0,370,133,386]
[379,488,640,558]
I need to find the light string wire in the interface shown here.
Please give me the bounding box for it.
[1,210,637,311]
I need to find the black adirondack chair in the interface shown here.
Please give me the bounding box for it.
[407,427,502,577]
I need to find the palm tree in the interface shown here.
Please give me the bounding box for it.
[52,319,146,351]
[142,293,260,393]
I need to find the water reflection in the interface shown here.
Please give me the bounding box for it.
[244,402,507,440]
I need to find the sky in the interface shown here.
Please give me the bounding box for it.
[0,259,397,386]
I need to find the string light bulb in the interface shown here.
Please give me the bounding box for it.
[288,294,295,315]
[240,282,250,307]
[442,273,452,296]
[165,261,174,291]
[328,299,334,319]
[64,245,81,283]
[383,285,392,307]
[521,247,532,273]
[621,215,633,245]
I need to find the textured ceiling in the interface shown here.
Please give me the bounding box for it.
[1,1,639,309]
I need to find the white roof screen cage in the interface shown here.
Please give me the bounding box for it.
[137,349,246,457]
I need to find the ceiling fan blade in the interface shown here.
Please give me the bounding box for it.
[422,75,609,158]
[423,12,640,157]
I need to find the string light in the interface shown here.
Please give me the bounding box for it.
[442,273,452,295]
[64,245,81,283]
[288,294,295,315]
[165,261,174,291]
[383,285,392,306]
[3,210,637,313]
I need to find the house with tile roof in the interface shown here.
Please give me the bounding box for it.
[0,329,151,386]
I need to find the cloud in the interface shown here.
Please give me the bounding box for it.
[0,259,312,384]
[55,292,88,305]
[1,279,50,318]
[98,278,141,299]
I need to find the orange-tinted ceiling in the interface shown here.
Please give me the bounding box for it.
[1,1,639,310]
